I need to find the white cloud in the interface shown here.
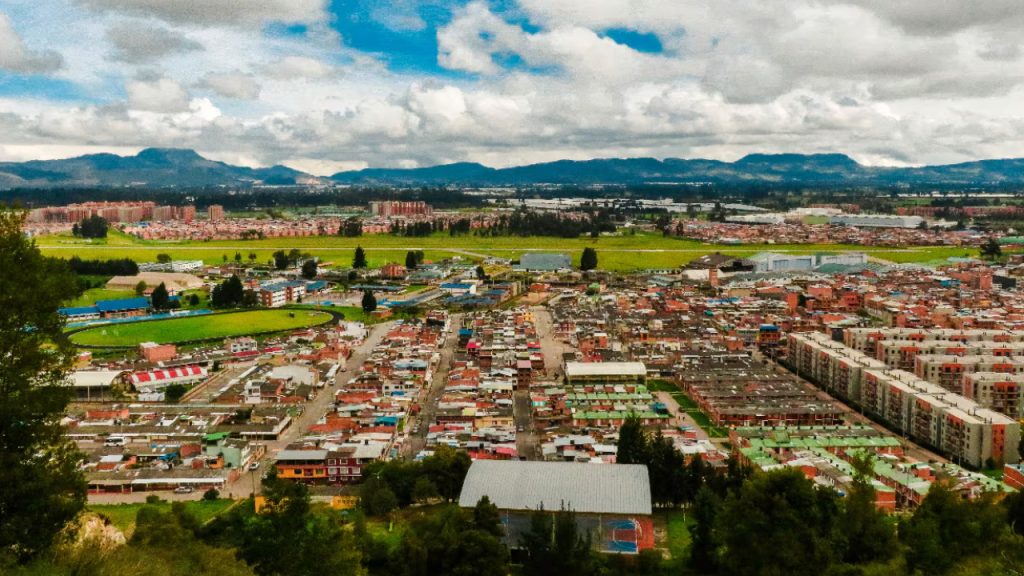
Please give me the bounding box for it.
[106,21,202,63]
[0,12,62,73]
[126,76,190,112]
[197,71,261,99]
[77,0,328,27]
[261,56,338,80]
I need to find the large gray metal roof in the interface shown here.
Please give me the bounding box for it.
[458,461,651,516]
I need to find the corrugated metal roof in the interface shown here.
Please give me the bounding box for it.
[458,460,651,515]
[276,449,327,461]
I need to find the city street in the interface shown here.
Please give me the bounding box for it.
[402,313,463,457]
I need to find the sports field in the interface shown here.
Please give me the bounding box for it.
[34,230,979,271]
[69,309,334,347]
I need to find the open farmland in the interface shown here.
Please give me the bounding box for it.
[34,231,980,271]
[69,309,334,347]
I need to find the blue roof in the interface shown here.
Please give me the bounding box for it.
[306,280,327,291]
[441,283,474,289]
[95,297,150,313]
[59,305,99,316]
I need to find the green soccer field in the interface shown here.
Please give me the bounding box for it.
[69,309,334,347]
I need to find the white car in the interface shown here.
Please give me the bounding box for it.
[173,486,194,494]
[248,461,260,471]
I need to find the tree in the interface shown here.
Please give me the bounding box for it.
[580,247,598,271]
[0,210,85,561]
[475,265,487,281]
[301,259,318,280]
[689,486,720,573]
[151,282,170,310]
[412,476,439,504]
[74,214,108,238]
[234,252,242,264]
[248,252,257,264]
[521,506,597,576]
[840,452,896,565]
[353,246,368,269]
[233,474,364,576]
[615,415,647,464]
[203,488,220,501]
[134,280,148,295]
[156,253,172,264]
[164,384,187,403]
[241,289,259,308]
[361,290,377,313]
[716,468,843,576]
[272,250,289,270]
[405,250,419,270]
[188,293,200,307]
[981,237,1002,261]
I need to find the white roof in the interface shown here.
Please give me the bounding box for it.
[565,361,647,378]
[458,460,651,516]
[67,370,126,388]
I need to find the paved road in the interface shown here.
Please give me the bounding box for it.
[235,321,393,496]
[402,313,463,457]
[514,389,540,460]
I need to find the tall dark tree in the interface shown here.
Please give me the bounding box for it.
[405,250,419,270]
[0,210,86,561]
[841,453,896,564]
[521,506,597,576]
[615,415,647,465]
[301,259,318,280]
[361,290,377,313]
[73,214,108,238]
[150,282,170,310]
[717,468,843,576]
[580,247,598,271]
[272,250,289,270]
[689,486,720,573]
[981,237,1003,260]
[353,246,368,269]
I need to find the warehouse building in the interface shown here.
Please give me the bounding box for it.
[458,460,654,554]
[564,361,647,386]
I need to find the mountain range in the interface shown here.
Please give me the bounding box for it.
[4,147,1024,189]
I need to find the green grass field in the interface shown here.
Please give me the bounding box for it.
[69,309,334,347]
[670,391,729,437]
[34,230,980,272]
[89,499,236,537]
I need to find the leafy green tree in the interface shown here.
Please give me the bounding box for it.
[841,452,896,564]
[248,252,257,264]
[475,265,487,280]
[580,247,598,271]
[164,384,187,403]
[301,259,318,280]
[405,250,419,270]
[901,482,1007,575]
[272,250,289,270]
[135,280,148,295]
[0,210,85,562]
[395,503,508,576]
[234,252,242,263]
[237,474,364,576]
[615,415,647,464]
[361,290,377,313]
[353,246,368,269]
[151,282,170,310]
[74,214,108,238]
[981,237,1003,260]
[156,253,172,264]
[419,445,472,502]
[689,486,720,573]
[717,468,843,576]
[412,476,439,504]
[521,506,597,576]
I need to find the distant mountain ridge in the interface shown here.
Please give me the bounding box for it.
[4,147,1024,189]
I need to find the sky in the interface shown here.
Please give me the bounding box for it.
[1,1,1024,175]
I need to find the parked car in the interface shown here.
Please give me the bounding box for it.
[173,486,194,494]
[248,461,260,471]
